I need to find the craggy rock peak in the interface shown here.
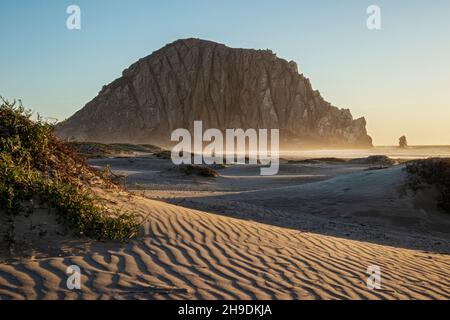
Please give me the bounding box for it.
[56,38,372,148]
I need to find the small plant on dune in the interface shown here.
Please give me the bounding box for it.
[406,158,450,213]
[171,164,219,177]
[288,157,348,164]
[0,98,139,241]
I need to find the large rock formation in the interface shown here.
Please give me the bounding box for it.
[56,38,372,148]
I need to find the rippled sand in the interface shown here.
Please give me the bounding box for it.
[1,164,449,300]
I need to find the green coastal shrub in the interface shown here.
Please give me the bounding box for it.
[0,98,138,241]
[406,158,450,213]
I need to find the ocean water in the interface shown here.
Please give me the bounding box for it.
[281,146,450,160]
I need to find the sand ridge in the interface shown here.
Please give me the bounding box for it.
[0,190,449,300]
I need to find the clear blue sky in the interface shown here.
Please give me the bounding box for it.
[1,0,449,145]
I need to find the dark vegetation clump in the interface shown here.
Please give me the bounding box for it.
[154,150,172,159]
[349,155,396,166]
[170,164,219,177]
[68,142,125,159]
[68,142,162,159]
[210,163,226,170]
[288,157,348,164]
[406,158,450,213]
[0,99,139,241]
[288,155,396,166]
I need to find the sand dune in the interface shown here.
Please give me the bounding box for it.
[147,165,450,253]
[0,187,449,300]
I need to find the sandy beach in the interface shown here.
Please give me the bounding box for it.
[1,153,449,300]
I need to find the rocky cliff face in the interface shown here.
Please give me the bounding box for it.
[56,38,372,148]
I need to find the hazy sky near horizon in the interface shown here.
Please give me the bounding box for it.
[1,0,449,146]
